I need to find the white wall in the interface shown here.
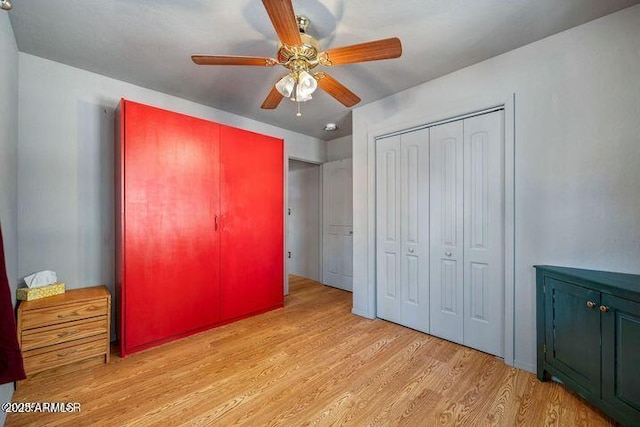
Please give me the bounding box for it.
[287,160,321,281]
[0,11,19,423]
[17,53,326,337]
[327,135,352,161]
[352,5,640,372]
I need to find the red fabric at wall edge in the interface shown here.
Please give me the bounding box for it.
[0,222,26,385]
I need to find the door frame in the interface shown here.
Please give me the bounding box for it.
[363,94,516,366]
[284,157,323,295]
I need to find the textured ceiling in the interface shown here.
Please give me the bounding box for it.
[8,0,640,140]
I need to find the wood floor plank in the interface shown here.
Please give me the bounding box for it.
[6,276,614,426]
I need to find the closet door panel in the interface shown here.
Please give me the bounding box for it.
[220,126,284,320]
[123,101,221,353]
[376,136,402,323]
[400,129,430,332]
[429,121,464,342]
[463,112,504,356]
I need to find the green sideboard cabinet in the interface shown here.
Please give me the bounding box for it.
[535,265,640,426]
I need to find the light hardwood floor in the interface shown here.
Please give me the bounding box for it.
[7,276,613,426]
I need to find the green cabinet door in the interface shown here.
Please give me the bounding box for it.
[545,278,601,395]
[601,294,640,425]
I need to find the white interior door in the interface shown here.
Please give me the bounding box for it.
[400,129,430,332]
[376,130,430,332]
[375,110,505,358]
[376,136,402,322]
[322,158,353,291]
[429,120,464,343]
[463,112,504,356]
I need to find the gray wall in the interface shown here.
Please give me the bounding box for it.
[352,5,640,372]
[327,135,352,161]
[0,11,19,424]
[17,53,327,340]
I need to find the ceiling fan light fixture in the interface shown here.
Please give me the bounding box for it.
[275,74,296,98]
[295,90,312,103]
[295,71,317,102]
[0,0,12,11]
[191,2,402,115]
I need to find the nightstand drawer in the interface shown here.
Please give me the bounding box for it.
[22,337,107,375]
[17,285,111,380]
[21,317,108,351]
[20,299,108,329]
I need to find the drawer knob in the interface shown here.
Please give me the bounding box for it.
[586,301,596,308]
[599,305,610,313]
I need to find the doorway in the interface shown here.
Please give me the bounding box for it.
[287,159,321,287]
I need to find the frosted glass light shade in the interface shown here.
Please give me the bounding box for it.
[275,74,296,98]
[295,71,317,102]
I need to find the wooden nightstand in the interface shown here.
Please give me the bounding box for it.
[17,285,111,379]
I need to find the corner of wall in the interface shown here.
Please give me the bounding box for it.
[326,135,352,162]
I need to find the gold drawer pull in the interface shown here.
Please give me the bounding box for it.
[599,305,610,313]
[57,311,79,319]
[586,301,596,308]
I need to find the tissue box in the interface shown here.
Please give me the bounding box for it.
[17,282,66,301]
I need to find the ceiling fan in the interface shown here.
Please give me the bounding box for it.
[191,0,402,115]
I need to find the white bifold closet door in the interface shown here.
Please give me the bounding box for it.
[377,110,504,357]
[462,112,504,356]
[429,111,504,356]
[376,129,430,333]
[429,120,465,342]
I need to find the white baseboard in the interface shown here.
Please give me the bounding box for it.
[351,307,375,319]
[514,360,536,374]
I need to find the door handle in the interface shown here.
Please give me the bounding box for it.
[586,300,596,308]
[445,251,452,257]
[215,215,218,231]
[599,305,610,313]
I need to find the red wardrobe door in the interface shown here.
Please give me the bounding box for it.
[220,126,284,320]
[122,101,221,354]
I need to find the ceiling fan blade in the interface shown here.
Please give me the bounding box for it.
[261,85,284,109]
[191,55,277,67]
[262,0,302,46]
[320,37,402,66]
[315,72,361,107]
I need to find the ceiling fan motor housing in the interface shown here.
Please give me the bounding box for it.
[277,16,320,73]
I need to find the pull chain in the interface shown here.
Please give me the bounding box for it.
[296,102,302,117]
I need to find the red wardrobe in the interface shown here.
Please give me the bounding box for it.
[116,100,284,356]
